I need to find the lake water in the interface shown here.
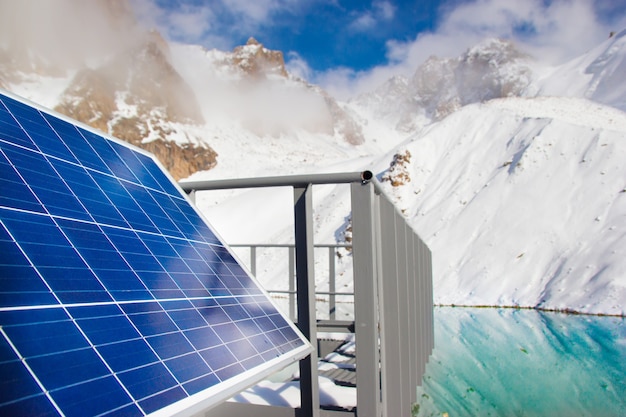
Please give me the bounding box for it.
[415,307,626,417]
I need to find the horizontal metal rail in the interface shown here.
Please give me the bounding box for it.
[230,243,355,320]
[180,170,373,192]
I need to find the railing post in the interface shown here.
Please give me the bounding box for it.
[289,246,296,321]
[378,197,405,417]
[328,247,336,320]
[293,185,320,417]
[250,246,257,276]
[351,181,382,417]
[407,224,418,404]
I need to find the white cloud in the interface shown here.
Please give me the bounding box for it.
[131,0,305,49]
[315,65,400,101]
[0,0,141,68]
[223,0,295,23]
[349,13,377,32]
[131,0,218,45]
[285,51,314,81]
[349,0,396,32]
[316,0,626,99]
[374,1,396,21]
[167,6,215,41]
[437,0,606,62]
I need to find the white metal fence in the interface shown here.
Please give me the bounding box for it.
[180,171,433,417]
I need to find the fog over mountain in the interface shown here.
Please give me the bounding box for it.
[1,0,625,315]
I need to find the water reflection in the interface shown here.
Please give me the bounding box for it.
[416,307,626,417]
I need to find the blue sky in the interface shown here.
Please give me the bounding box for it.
[131,0,443,70]
[131,0,626,98]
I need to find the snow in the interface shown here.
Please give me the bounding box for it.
[163,35,626,320]
[537,29,626,111]
[6,72,75,109]
[4,26,626,412]
[229,375,357,410]
[228,334,358,410]
[186,94,626,317]
[381,96,626,316]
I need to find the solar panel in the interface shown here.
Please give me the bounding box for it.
[0,90,312,416]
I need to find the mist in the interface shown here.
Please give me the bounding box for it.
[313,0,626,100]
[0,0,142,71]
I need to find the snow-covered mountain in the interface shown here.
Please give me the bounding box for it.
[1,1,625,315]
[350,38,538,134]
[377,97,626,315]
[0,1,364,179]
[537,29,626,111]
[192,30,626,317]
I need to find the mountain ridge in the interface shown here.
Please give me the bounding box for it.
[2,5,625,315]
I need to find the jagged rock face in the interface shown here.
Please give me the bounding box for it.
[140,139,217,181]
[412,56,460,120]
[232,37,288,78]
[381,150,412,187]
[454,39,533,105]
[204,38,364,144]
[54,69,117,133]
[1,0,216,180]
[352,38,535,132]
[412,39,533,120]
[323,94,365,145]
[57,33,204,125]
[54,35,216,180]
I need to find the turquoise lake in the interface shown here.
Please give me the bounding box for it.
[415,307,626,417]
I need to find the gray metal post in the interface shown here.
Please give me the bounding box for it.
[250,246,257,276]
[405,224,417,404]
[413,234,424,378]
[379,197,405,417]
[397,216,412,414]
[328,247,336,320]
[289,246,296,321]
[351,181,382,417]
[293,185,320,417]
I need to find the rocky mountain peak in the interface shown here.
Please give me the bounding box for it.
[461,38,529,66]
[232,38,288,78]
[52,32,215,180]
[352,37,536,132]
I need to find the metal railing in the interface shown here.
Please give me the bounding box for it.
[230,243,354,321]
[180,171,434,417]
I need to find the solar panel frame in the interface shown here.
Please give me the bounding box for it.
[0,89,312,416]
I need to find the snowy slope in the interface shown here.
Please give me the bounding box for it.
[189,94,626,317]
[537,29,626,111]
[3,26,625,316]
[376,96,626,315]
[174,34,626,317]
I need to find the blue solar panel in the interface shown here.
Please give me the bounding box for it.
[0,90,311,416]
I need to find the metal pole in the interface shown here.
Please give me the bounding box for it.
[379,196,404,417]
[293,185,320,417]
[328,247,336,320]
[351,181,382,417]
[179,170,373,192]
[250,246,257,276]
[289,246,296,321]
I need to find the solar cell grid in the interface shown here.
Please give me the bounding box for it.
[0,90,311,416]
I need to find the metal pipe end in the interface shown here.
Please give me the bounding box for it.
[361,170,374,183]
